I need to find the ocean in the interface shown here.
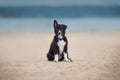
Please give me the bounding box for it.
[0,6,120,32]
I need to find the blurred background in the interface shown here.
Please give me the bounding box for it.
[0,0,120,32]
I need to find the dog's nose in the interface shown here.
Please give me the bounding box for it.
[58,31,62,35]
[58,32,61,34]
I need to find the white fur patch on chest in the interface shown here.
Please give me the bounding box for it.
[57,40,66,54]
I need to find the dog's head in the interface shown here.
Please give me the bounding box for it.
[53,20,67,36]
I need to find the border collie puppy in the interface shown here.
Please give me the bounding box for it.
[47,20,72,62]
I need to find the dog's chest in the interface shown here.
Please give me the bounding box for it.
[57,40,66,54]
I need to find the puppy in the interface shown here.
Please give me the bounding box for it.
[47,20,72,62]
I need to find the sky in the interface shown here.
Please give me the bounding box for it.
[0,0,120,6]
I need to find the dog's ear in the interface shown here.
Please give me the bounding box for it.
[64,25,67,30]
[54,20,58,28]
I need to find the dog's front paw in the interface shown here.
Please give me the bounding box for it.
[68,58,72,62]
[54,59,58,62]
[64,58,69,62]
[54,54,58,62]
[64,58,72,62]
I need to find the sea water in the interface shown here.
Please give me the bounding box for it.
[0,6,120,32]
[0,18,120,32]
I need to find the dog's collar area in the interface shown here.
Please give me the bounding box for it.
[57,37,63,41]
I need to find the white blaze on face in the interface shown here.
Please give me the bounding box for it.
[58,30,62,34]
[58,30,63,38]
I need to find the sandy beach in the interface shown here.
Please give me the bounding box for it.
[0,32,120,80]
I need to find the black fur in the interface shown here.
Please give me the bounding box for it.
[47,20,71,61]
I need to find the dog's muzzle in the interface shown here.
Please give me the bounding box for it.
[58,31,62,35]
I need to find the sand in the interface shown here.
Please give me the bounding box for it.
[0,32,120,80]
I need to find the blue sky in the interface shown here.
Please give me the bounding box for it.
[0,0,120,6]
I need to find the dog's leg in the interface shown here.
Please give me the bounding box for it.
[54,54,58,62]
[47,53,54,61]
[53,45,59,62]
[64,52,69,61]
[64,52,72,62]
[64,44,72,62]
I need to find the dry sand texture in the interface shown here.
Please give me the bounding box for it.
[0,32,120,80]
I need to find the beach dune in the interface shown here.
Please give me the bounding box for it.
[0,32,120,80]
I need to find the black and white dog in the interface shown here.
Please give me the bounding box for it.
[47,20,72,62]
